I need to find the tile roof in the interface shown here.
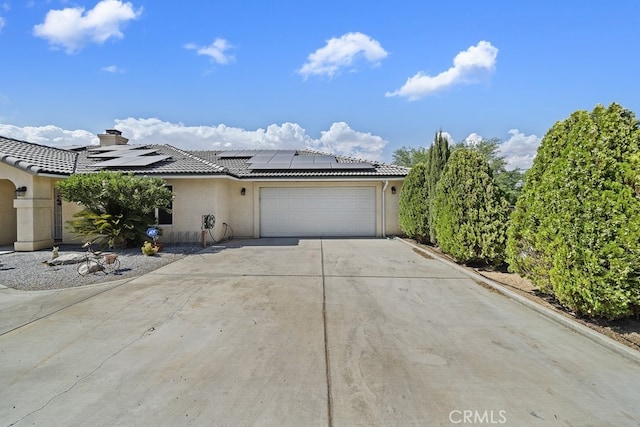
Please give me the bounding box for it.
[75,144,227,175]
[0,135,77,175]
[0,135,407,180]
[189,149,409,179]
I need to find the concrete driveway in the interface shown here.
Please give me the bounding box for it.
[1,238,639,426]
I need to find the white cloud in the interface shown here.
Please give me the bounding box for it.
[101,64,124,73]
[298,32,388,79]
[498,129,541,170]
[33,0,142,54]
[462,129,540,170]
[386,40,498,100]
[0,119,387,161]
[115,118,386,160]
[464,132,483,146]
[437,131,455,145]
[0,124,98,146]
[185,38,235,65]
[309,122,386,160]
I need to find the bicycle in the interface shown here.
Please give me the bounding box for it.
[77,242,121,276]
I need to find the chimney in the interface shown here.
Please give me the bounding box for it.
[98,129,129,146]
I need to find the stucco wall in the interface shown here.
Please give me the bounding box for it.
[0,162,56,250]
[227,180,255,238]
[164,178,404,240]
[0,162,30,191]
[163,178,231,244]
[0,179,17,245]
[58,176,405,246]
[384,179,404,236]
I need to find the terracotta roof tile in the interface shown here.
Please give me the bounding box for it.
[0,136,77,175]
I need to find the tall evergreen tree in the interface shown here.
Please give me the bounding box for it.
[506,103,640,319]
[427,130,451,242]
[398,162,430,243]
[432,149,510,265]
[452,138,524,205]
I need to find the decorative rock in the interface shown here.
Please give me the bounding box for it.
[77,260,104,275]
[44,253,87,266]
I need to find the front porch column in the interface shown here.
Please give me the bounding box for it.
[13,198,54,251]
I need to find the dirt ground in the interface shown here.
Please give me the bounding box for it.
[409,241,640,353]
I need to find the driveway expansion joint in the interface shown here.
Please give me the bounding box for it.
[320,240,334,427]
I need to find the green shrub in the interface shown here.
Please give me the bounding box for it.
[68,211,149,249]
[432,149,510,265]
[398,162,431,243]
[56,171,173,248]
[141,241,160,256]
[506,103,640,319]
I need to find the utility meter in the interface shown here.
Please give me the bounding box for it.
[202,214,215,230]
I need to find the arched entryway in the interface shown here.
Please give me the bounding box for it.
[0,179,18,246]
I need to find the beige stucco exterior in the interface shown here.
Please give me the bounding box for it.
[0,162,57,251]
[2,168,404,250]
[0,179,18,245]
[156,177,404,243]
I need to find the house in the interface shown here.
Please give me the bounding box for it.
[0,130,408,251]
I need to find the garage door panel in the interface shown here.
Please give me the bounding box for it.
[260,187,375,237]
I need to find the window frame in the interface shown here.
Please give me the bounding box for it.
[156,185,173,225]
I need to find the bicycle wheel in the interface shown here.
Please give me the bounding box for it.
[77,259,100,276]
[103,256,120,274]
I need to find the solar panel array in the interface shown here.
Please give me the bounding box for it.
[218,150,260,158]
[87,145,171,169]
[87,149,160,159]
[218,150,374,171]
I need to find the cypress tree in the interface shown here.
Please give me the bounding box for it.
[398,162,431,243]
[506,103,640,319]
[427,130,450,243]
[432,149,510,265]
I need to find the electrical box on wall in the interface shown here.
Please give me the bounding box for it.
[202,214,215,230]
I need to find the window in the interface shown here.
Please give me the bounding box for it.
[156,185,173,225]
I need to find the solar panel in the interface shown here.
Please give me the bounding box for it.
[247,156,276,165]
[218,150,259,158]
[249,154,276,162]
[88,149,159,158]
[271,154,295,163]
[91,155,171,168]
[249,163,293,170]
[88,145,141,152]
[290,156,316,163]
[317,156,337,163]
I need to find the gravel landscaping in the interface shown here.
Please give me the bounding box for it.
[0,244,203,291]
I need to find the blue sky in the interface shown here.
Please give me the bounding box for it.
[1,1,639,168]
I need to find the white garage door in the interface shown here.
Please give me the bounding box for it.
[260,187,376,237]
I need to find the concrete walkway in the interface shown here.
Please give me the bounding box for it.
[1,238,639,426]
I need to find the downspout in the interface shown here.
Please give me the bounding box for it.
[382,180,388,238]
